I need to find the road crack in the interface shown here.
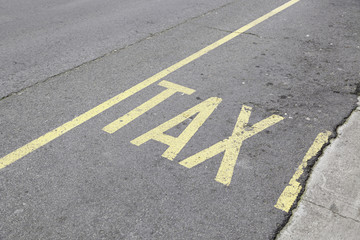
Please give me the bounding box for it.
[0,0,238,103]
[303,199,360,223]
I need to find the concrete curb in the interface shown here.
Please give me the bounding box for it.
[277,97,360,240]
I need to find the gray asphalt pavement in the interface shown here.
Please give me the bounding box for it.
[0,0,359,239]
[0,0,234,99]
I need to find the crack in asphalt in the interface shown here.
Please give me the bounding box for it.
[0,0,238,103]
[1,1,358,238]
[204,26,262,39]
[204,26,233,33]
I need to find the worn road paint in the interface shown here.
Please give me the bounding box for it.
[131,97,222,160]
[179,106,284,186]
[274,131,332,212]
[0,0,299,169]
[103,81,195,134]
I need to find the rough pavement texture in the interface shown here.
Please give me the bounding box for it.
[277,98,360,240]
[0,0,359,239]
[0,0,234,99]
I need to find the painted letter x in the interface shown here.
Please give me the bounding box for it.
[179,105,284,186]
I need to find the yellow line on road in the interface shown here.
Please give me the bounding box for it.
[0,0,300,169]
[274,131,332,212]
[103,80,195,134]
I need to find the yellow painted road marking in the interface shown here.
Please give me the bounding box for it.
[103,80,195,134]
[179,105,284,186]
[131,97,222,160]
[274,131,332,212]
[0,0,299,169]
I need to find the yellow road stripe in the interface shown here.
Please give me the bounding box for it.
[103,80,195,134]
[0,0,300,169]
[274,131,332,212]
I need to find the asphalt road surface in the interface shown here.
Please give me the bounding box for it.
[0,0,359,239]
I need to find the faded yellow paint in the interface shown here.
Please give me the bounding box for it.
[179,106,284,186]
[131,97,222,160]
[103,81,195,134]
[274,131,332,212]
[0,0,299,169]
